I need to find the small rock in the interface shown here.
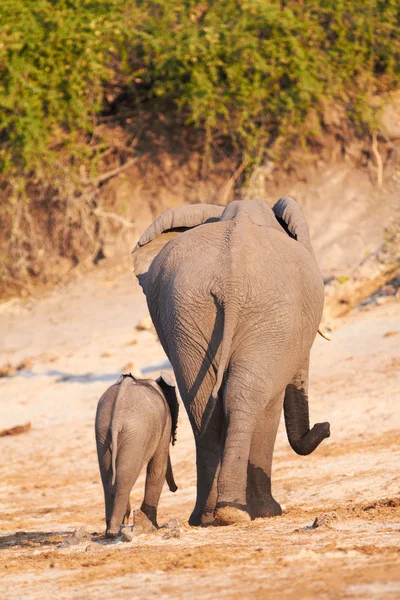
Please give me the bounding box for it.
[125,339,138,346]
[167,518,181,530]
[101,351,112,358]
[162,528,180,540]
[121,362,134,372]
[136,315,154,332]
[132,510,156,534]
[0,422,31,437]
[121,528,134,543]
[61,527,90,547]
[0,363,17,378]
[383,330,399,338]
[17,358,33,371]
[311,512,339,529]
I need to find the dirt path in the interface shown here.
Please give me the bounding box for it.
[0,266,399,599]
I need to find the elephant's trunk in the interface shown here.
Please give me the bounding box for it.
[166,453,178,492]
[283,383,330,456]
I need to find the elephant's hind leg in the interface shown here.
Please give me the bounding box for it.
[246,393,283,519]
[214,375,262,525]
[141,429,171,528]
[189,401,224,526]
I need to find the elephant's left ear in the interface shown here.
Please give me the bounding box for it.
[132,204,224,291]
[156,372,179,445]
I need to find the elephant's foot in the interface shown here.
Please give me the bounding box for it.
[248,496,282,520]
[215,502,250,526]
[139,503,158,529]
[105,527,120,539]
[189,509,216,527]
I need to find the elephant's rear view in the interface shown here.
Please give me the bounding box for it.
[132,197,330,526]
[95,372,179,537]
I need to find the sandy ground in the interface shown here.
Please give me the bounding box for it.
[0,262,399,599]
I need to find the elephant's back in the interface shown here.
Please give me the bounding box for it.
[112,380,169,457]
[148,216,323,356]
[150,216,322,302]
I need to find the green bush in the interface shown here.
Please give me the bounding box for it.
[0,0,134,176]
[1,0,399,178]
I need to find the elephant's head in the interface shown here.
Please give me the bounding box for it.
[131,197,317,293]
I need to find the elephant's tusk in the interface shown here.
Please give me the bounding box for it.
[318,327,332,341]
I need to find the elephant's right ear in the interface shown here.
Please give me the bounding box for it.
[272,197,314,256]
[131,204,224,291]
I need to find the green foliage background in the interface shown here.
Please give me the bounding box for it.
[0,0,399,294]
[1,0,399,178]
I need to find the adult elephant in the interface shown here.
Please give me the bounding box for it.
[131,198,330,526]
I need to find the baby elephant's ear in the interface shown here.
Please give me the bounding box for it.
[157,371,176,388]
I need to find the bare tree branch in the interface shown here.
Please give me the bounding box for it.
[83,157,138,186]
[93,208,135,228]
[372,131,383,188]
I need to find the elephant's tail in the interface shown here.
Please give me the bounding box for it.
[200,297,238,437]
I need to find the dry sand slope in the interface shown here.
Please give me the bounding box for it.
[0,263,399,600]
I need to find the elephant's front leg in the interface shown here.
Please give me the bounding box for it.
[189,405,223,526]
[246,393,284,519]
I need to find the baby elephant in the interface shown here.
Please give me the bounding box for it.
[95,372,179,538]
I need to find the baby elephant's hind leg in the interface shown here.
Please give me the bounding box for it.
[123,500,131,525]
[141,431,170,528]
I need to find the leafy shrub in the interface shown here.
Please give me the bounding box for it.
[0,0,399,292]
[1,0,399,176]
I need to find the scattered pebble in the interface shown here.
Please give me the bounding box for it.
[167,519,181,529]
[121,528,134,543]
[0,422,31,437]
[101,351,112,358]
[60,527,91,547]
[17,358,33,371]
[0,363,17,378]
[311,512,340,529]
[125,339,138,346]
[0,358,33,378]
[383,330,399,338]
[121,362,134,372]
[162,528,180,540]
[136,315,154,332]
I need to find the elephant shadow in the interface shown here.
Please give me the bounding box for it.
[0,530,69,549]
[0,530,110,549]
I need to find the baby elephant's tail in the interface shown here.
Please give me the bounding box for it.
[111,421,119,487]
[166,453,178,492]
[110,378,132,486]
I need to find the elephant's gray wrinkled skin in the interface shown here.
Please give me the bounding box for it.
[132,198,330,526]
[95,372,179,538]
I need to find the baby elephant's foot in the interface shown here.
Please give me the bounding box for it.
[215,502,251,526]
[139,503,158,529]
[105,527,120,539]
